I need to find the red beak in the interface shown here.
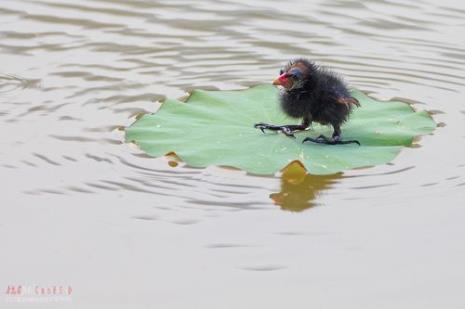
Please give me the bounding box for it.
[272,73,287,86]
[272,73,292,89]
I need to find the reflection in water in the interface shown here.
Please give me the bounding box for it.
[270,161,342,212]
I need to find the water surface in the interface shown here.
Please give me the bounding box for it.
[1,0,465,308]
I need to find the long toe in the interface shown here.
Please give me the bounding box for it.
[303,135,360,145]
[254,122,267,128]
[302,137,325,144]
[336,139,361,145]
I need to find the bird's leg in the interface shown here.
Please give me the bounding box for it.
[255,117,310,138]
[302,125,360,145]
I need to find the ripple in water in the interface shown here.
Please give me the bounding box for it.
[0,73,30,93]
[0,0,464,209]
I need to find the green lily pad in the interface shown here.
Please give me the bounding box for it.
[125,84,435,175]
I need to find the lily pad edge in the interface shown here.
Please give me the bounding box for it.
[125,85,437,177]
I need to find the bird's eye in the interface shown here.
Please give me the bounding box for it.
[279,69,284,75]
[289,69,302,79]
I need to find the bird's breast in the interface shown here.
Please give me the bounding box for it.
[280,94,310,118]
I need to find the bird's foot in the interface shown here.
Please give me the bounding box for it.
[302,135,360,146]
[254,123,297,138]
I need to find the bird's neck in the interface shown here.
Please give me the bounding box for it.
[286,79,314,95]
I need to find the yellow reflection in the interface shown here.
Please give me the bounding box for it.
[270,161,343,212]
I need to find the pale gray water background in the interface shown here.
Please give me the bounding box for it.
[1,0,465,308]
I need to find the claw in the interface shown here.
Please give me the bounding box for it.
[254,123,268,134]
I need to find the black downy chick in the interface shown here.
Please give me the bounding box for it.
[255,59,361,145]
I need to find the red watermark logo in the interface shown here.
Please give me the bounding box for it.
[4,284,73,303]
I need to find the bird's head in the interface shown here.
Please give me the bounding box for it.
[272,59,315,91]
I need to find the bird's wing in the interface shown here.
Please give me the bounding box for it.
[336,97,360,108]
